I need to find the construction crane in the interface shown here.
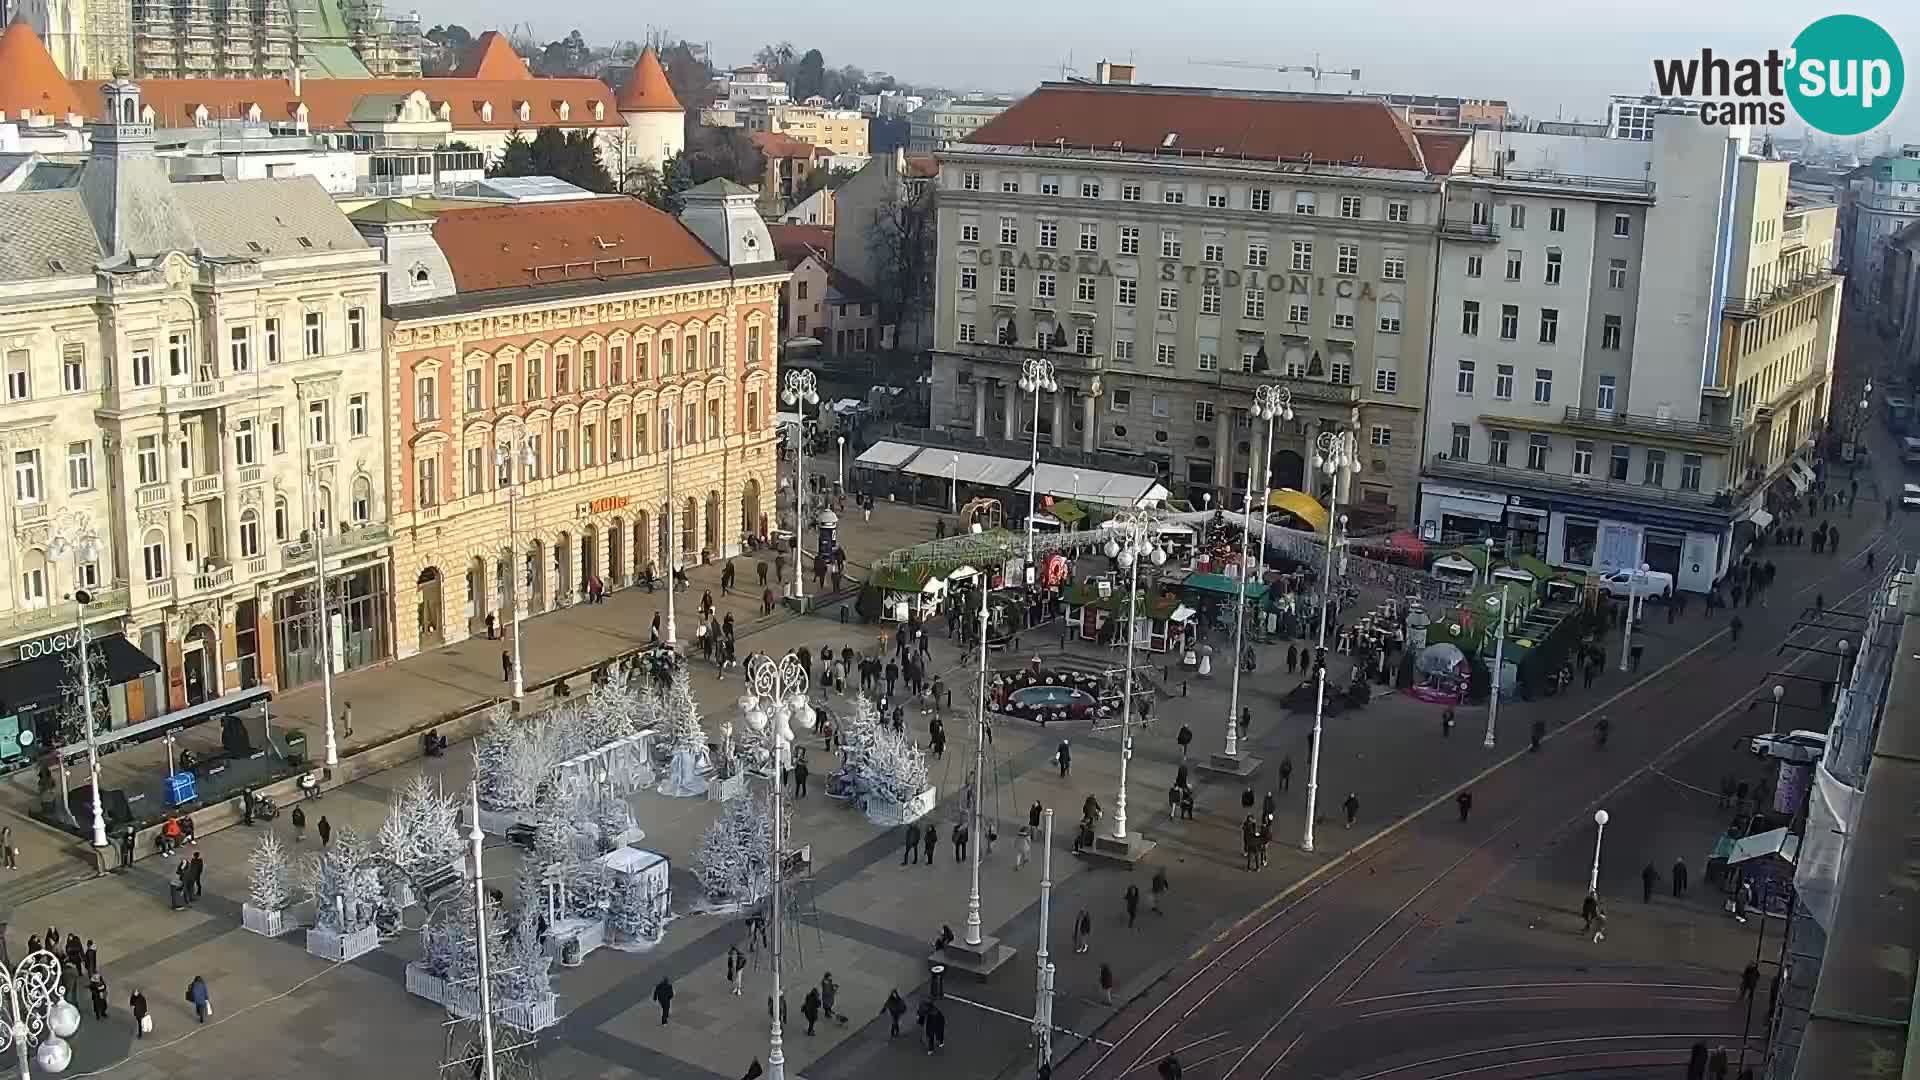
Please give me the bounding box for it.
[1189,55,1362,93]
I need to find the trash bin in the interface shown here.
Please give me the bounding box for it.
[284,730,308,767]
[169,882,185,910]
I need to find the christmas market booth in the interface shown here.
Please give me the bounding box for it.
[1430,546,1489,591]
[1489,555,1554,597]
[1178,572,1270,638]
[1725,827,1798,917]
[1060,581,1194,653]
[861,529,1022,623]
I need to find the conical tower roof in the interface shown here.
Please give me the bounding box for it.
[615,47,682,113]
[0,21,85,119]
[454,31,531,80]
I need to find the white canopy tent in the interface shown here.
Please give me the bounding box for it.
[1024,462,1172,508]
[853,440,925,470]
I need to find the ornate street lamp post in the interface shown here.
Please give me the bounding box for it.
[781,371,821,605]
[740,653,814,1080]
[1018,357,1058,576]
[1302,429,1361,855]
[1217,385,1293,768]
[48,512,107,848]
[1101,508,1167,848]
[495,437,536,700]
[0,948,82,1078]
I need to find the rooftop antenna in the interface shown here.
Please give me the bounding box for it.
[1188,53,1361,93]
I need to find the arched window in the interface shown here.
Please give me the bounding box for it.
[142,529,167,581]
[681,495,696,556]
[351,476,372,523]
[273,495,289,542]
[239,509,261,558]
[315,485,332,534]
[18,550,47,609]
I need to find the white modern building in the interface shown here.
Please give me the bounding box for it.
[1606,94,1707,141]
[714,67,789,109]
[1418,114,1840,593]
[909,96,1015,153]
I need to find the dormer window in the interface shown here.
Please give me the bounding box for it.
[514,101,530,123]
[479,101,493,123]
[435,101,451,122]
[192,104,209,127]
[245,103,262,122]
[592,100,605,121]
[411,265,430,286]
[557,101,571,122]
[141,105,156,124]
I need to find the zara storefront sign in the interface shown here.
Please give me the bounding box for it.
[14,627,93,663]
[965,248,1383,300]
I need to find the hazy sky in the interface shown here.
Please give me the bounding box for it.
[424,0,1920,142]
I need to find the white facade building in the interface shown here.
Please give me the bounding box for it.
[1845,144,1920,309]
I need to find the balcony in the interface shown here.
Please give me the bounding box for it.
[308,444,338,466]
[184,474,222,500]
[1557,406,1739,448]
[1427,453,1730,514]
[145,580,174,603]
[1438,217,1502,242]
[0,586,130,640]
[136,483,170,508]
[247,557,268,576]
[163,377,244,408]
[1459,166,1657,201]
[1214,367,1362,406]
[1781,223,1807,250]
[14,502,47,526]
[191,564,234,593]
[1723,267,1842,319]
[239,465,264,486]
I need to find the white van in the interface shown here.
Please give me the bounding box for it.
[1597,568,1674,600]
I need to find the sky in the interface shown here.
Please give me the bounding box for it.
[421,0,1920,144]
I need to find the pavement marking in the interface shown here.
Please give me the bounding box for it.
[1340,1033,1750,1080]
[1648,768,1721,798]
[1112,1038,1241,1078]
[1339,981,1732,1006]
[940,992,1115,1047]
[1254,1034,1305,1080]
[1333,916,1425,1005]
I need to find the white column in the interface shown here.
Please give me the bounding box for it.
[1002,381,1017,440]
[219,409,242,565]
[1081,394,1096,453]
[1051,390,1065,448]
[166,429,191,577]
[974,380,988,435]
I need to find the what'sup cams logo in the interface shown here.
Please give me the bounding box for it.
[1652,14,1904,135]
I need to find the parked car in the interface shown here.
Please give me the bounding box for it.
[1750,729,1828,764]
[1901,483,1920,511]
[1597,569,1675,600]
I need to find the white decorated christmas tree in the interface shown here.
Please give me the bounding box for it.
[472,704,520,813]
[865,722,930,807]
[497,900,555,1010]
[606,869,666,945]
[303,825,380,933]
[692,788,787,908]
[377,775,465,880]
[655,667,709,797]
[247,832,293,912]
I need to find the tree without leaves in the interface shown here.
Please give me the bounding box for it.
[684,125,764,188]
[867,176,937,351]
[792,49,827,100]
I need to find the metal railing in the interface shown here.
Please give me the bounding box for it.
[1438,217,1501,241]
[1560,406,1739,443]
[1724,267,1842,317]
[1427,453,1731,511]
[1461,165,1656,197]
[0,586,129,640]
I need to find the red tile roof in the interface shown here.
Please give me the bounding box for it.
[768,223,832,265]
[1414,131,1471,173]
[453,31,530,80]
[426,198,721,295]
[966,83,1425,171]
[903,153,939,178]
[0,22,85,119]
[752,131,825,160]
[66,73,621,131]
[615,46,682,113]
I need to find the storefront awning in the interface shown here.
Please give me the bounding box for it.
[1267,488,1330,533]
[0,633,159,716]
[853,440,924,469]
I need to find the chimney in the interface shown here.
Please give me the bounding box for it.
[292,66,302,97]
[1095,60,1135,85]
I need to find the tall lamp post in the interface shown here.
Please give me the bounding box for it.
[1101,507,1168,847]
[836,434,846,490]
[1617,562,1650,674]
[1019,357,1058,575]
[48,514,107,848]
[781,370,821,605]
[1218,384,1294,766]
[1588,809,1610,895]
[0,948,82,1077]
[302,459,339,767]
[1483,586,1508,750]
[663,412,678,647]
[740,653,814,1080]
[466,783,498,1080]
[495,437,536,699]
[1770,684,1785,734]
[1302,428,1362,854]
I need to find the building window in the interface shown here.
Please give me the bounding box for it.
[1456,359,1476,394]
[1201,285,1221,315]
[1035,273,1057,300]
[1080,180,1101,199]
[1113,337,1135,363]
[999,216,1018,245]
[1374,366,1397,393]
[4,353,28,401]
[1465,255,1483,278]
[308,400,330,446]
[347,306,367,351]
[1162,185,1185,205]
[416,456,438,506]
[960,222,979,243]
[1198,347,1219,373]
[1038,220,1058,248]
[270,413,284,454]
[464,368,482,411]
[1001,176,1020,194]
[239,509,261,558]
[1596,375,1617,412]
[1117,277,1137,306]
[1369,424,1392,447]
[1549,206,1566,232]
[1110,388,1131,413]
[1533,368,1553,403]
[584,348,602,389]
[168,333,190,377]
[1204,242,1225,264]
[234,418,256,466]
[1526,433,1549,470]
[1040,178,1061,196]
[1488,429,1509,465]
[1195,401,1216,424]
[1250,187,1273,212]
[142,530,167,581]
[1293,192,1315,215]
[1572,440,1594,475]
[1609,445,1630,481]
[1500,304,1519,340]
[303,312,323,357]
[65,440,92,493]
[1288,303,1310,324]
[136,436,160,485]
[1450,424,1471,459]
[1076,276,1097,303]
[1332,309,1355,330]
[1495,364,1515,400]
[1337,244,1358,276]
[1121,182,1142,202]
[1159,288,1180,311]
[264,318,280,364]
[747,325,762,365]
[998,266,1018,295]
[1509,204,1526,229]
[555,353,571,393]
[1538,308,1559,344]
[1291,240,1313,272]
[1601,314,1623,350]
[1544,250,1563,285]
[963,170,981,191]
[496,363,513,405]
[1461,301,1480,336]
[1155,343,1176,367]
[414,376,435,421]
[1340,195,1362,219]
[1244,289,1265,320]
[1079,223,1099,251]
[12,449,39,503]
[1075,326,1095,355]
[1160,229,1182,258]
[1382,254,1406,281]
[1613,213,1631,237]
[131,345,154,388]
[1680,453,1703,491]
[1119,226,1140,255]
[57,345,84,393]
[1643,448,1666,486]
[1378,308,1401,334]
[1386,201,1410,224]
[1247,241,1268,267]
[609,345,624,383]
[1504,250,1522,281]
[662,338,676,376]
[1205,187,1227,208]
[273,495,289,541]
[1608,258,1628,289]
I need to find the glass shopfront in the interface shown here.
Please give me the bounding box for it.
[274,563,392,691]
[0,623,155,771]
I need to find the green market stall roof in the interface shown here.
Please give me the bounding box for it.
[869,530,1022,591]
[1062,582,1188,620]
[1182,572,1269,603]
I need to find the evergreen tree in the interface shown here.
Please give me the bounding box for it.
[490,131,536,179]
[248,832,293,912]
[692,788,787,907]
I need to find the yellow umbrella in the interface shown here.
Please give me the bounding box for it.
[1266,488,1329,532]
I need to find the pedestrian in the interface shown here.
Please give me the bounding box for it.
[1150,867,1169,913]
[801,987,821,1035]
[1072,909,1091,953]
[929,717,946,758]
[653,976,674,1023]
[1343,792,1360,828]
[953,821,969,862]
[1279,755,1293,791]
[118,827,134,869]
[317,815,332,848]
[1242,815,1260,871]
[1056,740,1071,778]
[1176,724,1192,759]
[1530,718,1545,751]
[1124,883,1140,927]
[1030,801,1043,832]
[1158,1056,1184,1080]
[1099,962,1116,1005]
[820,972,842,1023]
[0,827,12,871]
[1630,643,1644,671]
[1287,643,1298,673]
[1441,707,1454,737]
[291,804,306,842]
[84,939,97,976]
[793,758,809,799]
[129,988,149,1039]
[1739,961,1760,1001]
[1581,891,1600,934]
[903,823,921,865]
[341,700,354,739]
[1672,858,1690,897]
[88,972,108,1020]
[1709,1047,1730,1079]
[64,934,82,969]
[188,851,205,900]
[883,989,906,1037]
[1015,825,1033,869]
[501,650,514,684]
[185,974,210,1023]
[1456,790,1473,822]
[1642,863,1659,903]
[922,821,938,865]
[926,1001,946,1054]
[726,946,744,996]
